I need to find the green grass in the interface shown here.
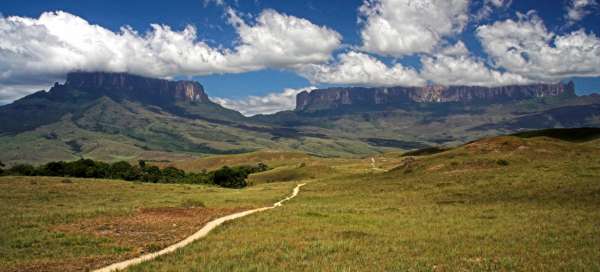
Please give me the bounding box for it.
[126,136,600,271]
[0,176,296,271]
[248,164,337,184]
[3,134,600,271]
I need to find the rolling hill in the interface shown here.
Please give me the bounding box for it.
[2,128,600,271]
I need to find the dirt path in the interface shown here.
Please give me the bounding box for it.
[93,183,307,272]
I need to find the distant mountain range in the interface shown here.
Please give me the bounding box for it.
[1,72,599,165]
[295,82,575,112]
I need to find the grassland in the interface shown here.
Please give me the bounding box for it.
[126,135,600,271]
[2,133,600,271]
[0,177,297,271]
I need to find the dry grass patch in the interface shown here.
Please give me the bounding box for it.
[38,207,245,272]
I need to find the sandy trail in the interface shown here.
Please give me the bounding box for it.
[94,183,307,272]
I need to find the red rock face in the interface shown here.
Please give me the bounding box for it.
[65,72,209,103]
[296,82,576,111]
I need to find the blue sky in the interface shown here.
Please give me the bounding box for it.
[1,0,599,115]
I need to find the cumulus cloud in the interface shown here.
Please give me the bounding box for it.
[565,0,597,25]
[225,8,341,69]
[212,86,316,116]
[474,0,513,21]
[298,43,528,88]
[421,43,532,87]
[297,51,425,87]
[0,10,340,101]
[477,12,600,82]
[359,0,469,57]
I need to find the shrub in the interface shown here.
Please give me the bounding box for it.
[8,164,36,176]
[212,166,248,188]
[64,159,97,178]
[0,158,266,189]
[496,159,509,166]
[257,162,269,171]
[160,167,185,183]
[110,161,140,181]
[141,165,161,183]
[43,161,66,176]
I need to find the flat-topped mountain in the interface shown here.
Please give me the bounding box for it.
[0,72,244,134]
[296,82,575,112]
[64,72,209,103]
[1,71,599,165]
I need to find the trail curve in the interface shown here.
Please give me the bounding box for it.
[94,183,307,272]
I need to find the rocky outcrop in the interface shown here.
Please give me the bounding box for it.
[296,82,576,111]
[64,72,209,103]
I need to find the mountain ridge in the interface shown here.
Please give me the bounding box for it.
[1,71,599,165]
[296,82,576,112]
[64,72,210,103]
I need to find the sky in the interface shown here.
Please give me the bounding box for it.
[1,0,600,115]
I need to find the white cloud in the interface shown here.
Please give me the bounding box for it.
[438,41,470,57]
[359,0,470,57]
[477,12,600,82]
[565,0,597,25]
[420,51,532,87]
[474,0,513,21]
[226,9,341,69]
[0,83,52,105]
[0,10,341,102]
[212,86,316,116]
[297,51,425,87]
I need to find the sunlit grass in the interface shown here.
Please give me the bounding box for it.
[128,136,600,271]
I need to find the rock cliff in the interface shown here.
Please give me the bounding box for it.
[63,72,209,103]
[296,82,576,111]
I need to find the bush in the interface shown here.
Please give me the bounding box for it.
[141,165,161,183]
[43,161,66,176]
[0,159,269,189]
[212,166,248,188]
[8,164,36,176]
[257,162,269,172]
[110,161,140,181]
[160,167,185,183]
[496,159,509,166]
[66,159,94,177]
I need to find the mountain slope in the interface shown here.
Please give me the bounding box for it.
[0,72,382,165]
[1,72,599,165]
[256,87,600,148]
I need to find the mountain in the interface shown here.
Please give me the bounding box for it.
[256,81,600,150]
[296,82,575,112]
[65,71,210,103]
[0,72,243,134]
[1,71,599,165]
[0,72,394,165]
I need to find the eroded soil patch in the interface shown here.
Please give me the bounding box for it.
[8,207,247,272]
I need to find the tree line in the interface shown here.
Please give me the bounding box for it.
[0,159,269,188]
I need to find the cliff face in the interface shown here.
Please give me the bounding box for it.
[296,82,576,111]
[63,72,209,103]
